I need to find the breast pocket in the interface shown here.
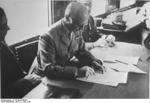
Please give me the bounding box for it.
[70,38,79,53]
[56,47,69,65]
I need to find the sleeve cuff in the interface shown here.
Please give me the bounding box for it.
[64,66,78,79]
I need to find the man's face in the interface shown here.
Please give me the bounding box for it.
[0,15,9,40]
[65,2,89,32]
[72,14,89,32]
[65,16,88,32]
[145,19,150,30]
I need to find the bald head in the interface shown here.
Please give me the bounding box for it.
[76,0,92,13]
[64,2,89,27]
[77,0,92,4]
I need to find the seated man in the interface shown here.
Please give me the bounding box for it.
[32,2,104,79]
[0,7,41,98]
[137,1,150,49]
[76,0,116,50]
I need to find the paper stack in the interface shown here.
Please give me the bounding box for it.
[77,55,146,87]
[104,55,146,74]
[77,67,128,87]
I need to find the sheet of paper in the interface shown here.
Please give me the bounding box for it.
[105,62,146,74]
[77,67,128,87]
[104,55,140,65]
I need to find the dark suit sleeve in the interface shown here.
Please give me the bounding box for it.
[89,16,102,41]
[38,34,77,79]
[75,32,96,66]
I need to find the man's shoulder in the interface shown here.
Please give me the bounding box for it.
[41,20,62,39]
[48,20,62,34]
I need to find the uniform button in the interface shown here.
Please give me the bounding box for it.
[68,55,70,58]
[89,37,91,40]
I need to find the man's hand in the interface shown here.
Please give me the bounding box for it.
[24,74,42,85]
[102,35,116,47]
[93,35,115,48]
[91,59,105,74]
[76,66,95,78]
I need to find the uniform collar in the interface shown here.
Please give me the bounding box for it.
[61,18,72,38]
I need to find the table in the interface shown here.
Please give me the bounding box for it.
[24,42,150,98]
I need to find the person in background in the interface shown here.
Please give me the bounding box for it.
[31,2,105,80]
[0,7,41,98]
[76,0,116,50]
[137,1,150,49]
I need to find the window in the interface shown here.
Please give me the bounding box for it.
[1,0,49,45]
[1,0,137,45]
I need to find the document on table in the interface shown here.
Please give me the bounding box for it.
[77,67,128,87]
[105,62,146,74]
[104,55,140,65]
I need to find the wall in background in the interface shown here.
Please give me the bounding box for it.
[120,0,136,8]
[91,0,106,16]
[0,0,49,45]
[0,0,141,45]
[51,0,70,23]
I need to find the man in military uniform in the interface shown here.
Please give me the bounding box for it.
[137,1,150,49]
[77,0,116,50]
[77,0,100,42]
[33,2,104,79]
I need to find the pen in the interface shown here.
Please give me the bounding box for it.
[104,60,116,63]
[110,67,119,72]
[115,60,128,65]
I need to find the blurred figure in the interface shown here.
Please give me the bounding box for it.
[76,0,116,50]
[0,7,41,98]
[31,2,105,80]
[137,1,150,49]
[137,2,150,30]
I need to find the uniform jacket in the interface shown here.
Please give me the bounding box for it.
[1,41,24,88]
[1,41,26,97]
[34,19,96,79]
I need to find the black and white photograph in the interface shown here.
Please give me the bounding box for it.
[0,0,150,102]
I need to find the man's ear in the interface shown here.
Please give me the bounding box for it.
[65,17,73,24]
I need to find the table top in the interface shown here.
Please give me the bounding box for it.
[24,42,150,99]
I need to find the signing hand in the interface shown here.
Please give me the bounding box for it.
[102,35,116,47]
[91,59,105,74]
[24,74,42,85]
[77,66,95,78]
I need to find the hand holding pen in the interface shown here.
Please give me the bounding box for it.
[91,59,106,74]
